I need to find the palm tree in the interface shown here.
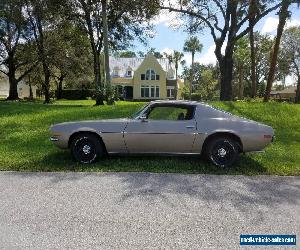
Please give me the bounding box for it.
[101,0,113,104]
[173,50,184,99]
[163,52,173,65]
[183,36,203,100]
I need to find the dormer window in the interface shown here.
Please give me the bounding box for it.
[125,66,133,77]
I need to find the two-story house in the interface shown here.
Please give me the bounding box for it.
[110,53,184,100]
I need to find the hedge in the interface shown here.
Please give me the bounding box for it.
[57,89,95,100]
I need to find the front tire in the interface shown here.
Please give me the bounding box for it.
[205,137,239,168]
[70,133,103,164]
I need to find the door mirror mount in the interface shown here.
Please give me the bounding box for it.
[139,116,148,122]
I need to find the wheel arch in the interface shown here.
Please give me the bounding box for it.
[68,131,108,154]
[201,131,243,154]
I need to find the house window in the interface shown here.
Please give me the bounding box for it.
[167,86,175,98]
[141,85,160,98]
[145,87,150,97]
[151,86,155,97]
[127,70,132,77]
[141,70,159,81]
[146,69,156,80]
[141,85,149,97]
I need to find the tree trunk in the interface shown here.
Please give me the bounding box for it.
[238,62,244,99]
[249,0,257,98]
[250,28,256,98]
[296,78,300,103]
[102,0,114,105]
[264,0,291,102]
[6,57,19,100]
[94,52,104,105]
[190,52,194,100]
[31,10,52,104]
[174,66,178,100]
[102,0,110,87]
[57,75,64,100]
[81,0,105,106]
[43,66,51,104]
[219,54,234,101]
[7,76,19,100]
[29,76,33,100]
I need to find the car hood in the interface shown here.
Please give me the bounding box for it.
[50,118,130,133]
[53,118,129,126]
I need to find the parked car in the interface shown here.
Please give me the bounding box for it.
[50,100,274,167]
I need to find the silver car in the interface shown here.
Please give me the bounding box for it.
[50,101,274,167]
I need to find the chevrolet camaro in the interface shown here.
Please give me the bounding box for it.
[50,101,274,167]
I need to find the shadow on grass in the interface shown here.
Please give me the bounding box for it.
[10,150,268,176]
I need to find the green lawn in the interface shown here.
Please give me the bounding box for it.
[0,99,299,175]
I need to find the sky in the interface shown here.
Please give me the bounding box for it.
[132,3,300,83]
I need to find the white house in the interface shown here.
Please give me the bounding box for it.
[0,75,37,99]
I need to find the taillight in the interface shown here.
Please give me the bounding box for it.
[264,135,272,139]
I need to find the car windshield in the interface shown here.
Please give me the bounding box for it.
[130,104,149,119]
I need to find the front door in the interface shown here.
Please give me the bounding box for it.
[124,86,133,100]
[124,104,197,153]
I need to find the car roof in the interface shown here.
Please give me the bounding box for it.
[149,100,205,106]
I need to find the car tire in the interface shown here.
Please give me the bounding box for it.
[205,137,239,168]
[70,133,103,164]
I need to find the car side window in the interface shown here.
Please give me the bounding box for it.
[147,105,195,121]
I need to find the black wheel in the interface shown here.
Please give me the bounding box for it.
[205,137,239,168]
[70,133,103,164]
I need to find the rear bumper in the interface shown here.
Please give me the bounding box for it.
[272,135,275,142]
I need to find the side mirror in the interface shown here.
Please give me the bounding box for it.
[139,116,148,122]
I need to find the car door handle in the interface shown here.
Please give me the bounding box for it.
[186,125,195,129]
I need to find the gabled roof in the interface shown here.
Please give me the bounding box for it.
[109,53,175,77]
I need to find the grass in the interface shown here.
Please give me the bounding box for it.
[0,99,299,175]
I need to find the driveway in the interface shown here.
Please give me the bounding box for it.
[0,172,299,249]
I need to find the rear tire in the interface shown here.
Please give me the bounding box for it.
[70,133,103,164]
[205,137,239,168]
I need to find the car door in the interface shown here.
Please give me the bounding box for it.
[124,104,197,153]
